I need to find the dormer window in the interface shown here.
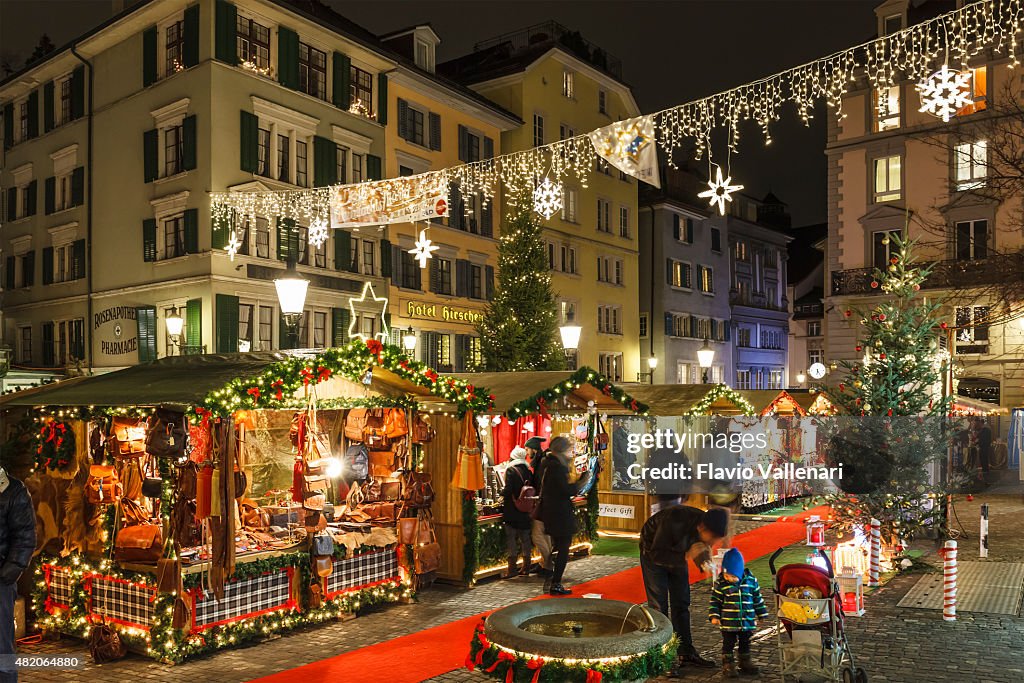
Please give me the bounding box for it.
[883,13,903,35]
[415,38,435,72]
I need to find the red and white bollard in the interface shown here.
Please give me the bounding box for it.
[979,503,989,559]
[943,540,957,621]
[868,518,881,587]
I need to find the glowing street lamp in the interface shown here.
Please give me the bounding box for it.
[274,259,308,348]
[402,327,418,353]
[559,324,581,370]
[697,338,715,384]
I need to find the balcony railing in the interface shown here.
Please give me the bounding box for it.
[831,252,1024,296]
[473,22,623,80]
[729,289,787,312]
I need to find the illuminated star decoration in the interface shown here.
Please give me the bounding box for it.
[532,177,563,220]
[408,229,439,268]
[916,65,973,122]
[308,218,329,249]
[224,231,242,261]
[698,165,744,216]
[347,281,390,343]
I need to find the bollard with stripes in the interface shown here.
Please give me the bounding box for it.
[979,503,989,559]
[868,518,881,587]
[943,540,957,621]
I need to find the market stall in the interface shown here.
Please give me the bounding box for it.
[429,369,646,584]
[5,340,489,663]
[735,390,814,511]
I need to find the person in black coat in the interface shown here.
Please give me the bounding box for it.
[0,466,36,683]
[524,436,553,575]
[501,446,534,578]
[537,436,592,595]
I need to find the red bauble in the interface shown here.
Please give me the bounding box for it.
[879,353,887,360]
[844,310,852,317]
[870,281,879,289]
[855,345,862,352]
[940,322,948,329]
[878,313,886,321]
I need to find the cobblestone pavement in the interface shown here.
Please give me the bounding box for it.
[22,507,1024,683]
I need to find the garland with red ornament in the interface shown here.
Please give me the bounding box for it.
[201,339,493,417]
[34,419,76,471]
[466,618,677,683]
[505,367,647,418]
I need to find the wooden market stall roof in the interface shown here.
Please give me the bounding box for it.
[449,368,645,415]
[621,383,755,416]
[788,390,842,415]
[0,352,449,409]
[736,390,807,416]
[951,395,1009,415]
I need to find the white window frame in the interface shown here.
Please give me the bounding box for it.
[955,140,987,191]
[150,98,190,181]
[157,10,187,80]
[532,113,544,147]
[12,163,33,219]
[48,223,77,283]
[55,73,74,127]
[236,12,273,73]
[597,198,611,233]
[562,70,575,99]
[332,124,371,184]
[874,85,900,131]
[806,320,822,337]
[561,187,578,223]
[415,38,435,72]
[252,97,319,187]
[736,369,752,390]
[873,154,902,202]
[560,300,578,324]
[618,206,630,238]
[150,190,189,262]
[698,264,714,294]
[50,145,78,212]
[599,352,623,382]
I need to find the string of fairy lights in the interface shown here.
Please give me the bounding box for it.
[210,0,1024,234]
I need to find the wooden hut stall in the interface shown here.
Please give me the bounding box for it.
[788,389,841,416]
[604,384,756,535]
[427,369,646,584]
[3,342,486,663]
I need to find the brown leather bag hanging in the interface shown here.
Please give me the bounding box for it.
[363,409,388,449]
[88,622,127,663]
[413,513,441,575]
[86,465,122,505]
[113,524,162,563]
[119,498,150,526]
[380,480,402,501]
[411,413,435,443]
[345,408,370,442]
[383,408,409,439]
[109,416,146,458]
[177,460,199,500]
[404,471,435,508]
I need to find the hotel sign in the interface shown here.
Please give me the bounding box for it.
[402,299,484,324]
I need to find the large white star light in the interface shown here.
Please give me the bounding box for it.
[408,229,439,268]
[224,231,242,261]
[916,65,973,122]
[308,218,329,249]
[532,177,564,220]
[347,281,390,343]
[698,166,744,216]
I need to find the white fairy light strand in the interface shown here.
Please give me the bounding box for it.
[210,0,1024,223]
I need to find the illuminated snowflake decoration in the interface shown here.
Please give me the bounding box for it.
[532,177,563,220]
[224,231,242,261]
[408,229,439,268]
[916,65,973,122]
[308,218,329,249]
[698,166,744,216]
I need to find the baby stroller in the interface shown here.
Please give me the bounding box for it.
[769,548,867,683]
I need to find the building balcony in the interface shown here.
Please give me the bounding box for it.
[472,21,623,80]
[729,289,787,312]
[831,252,1024,296]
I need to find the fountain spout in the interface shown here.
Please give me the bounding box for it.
[620,603,658,634]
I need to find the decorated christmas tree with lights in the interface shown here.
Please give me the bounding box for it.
[826,233,954,543]
[477,195,566,371]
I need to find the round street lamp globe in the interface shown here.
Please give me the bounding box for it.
[796,372,807,384]
[559,325,582,352]
[165,306,184,338]
[697,338,715,369]
[274,267,309,317]
[647,356,659,370]
[402,327,417,351]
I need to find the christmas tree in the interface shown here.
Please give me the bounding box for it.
[477,194,566,371]
[826,233,954,543]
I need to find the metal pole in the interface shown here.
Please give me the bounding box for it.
[979,503,989,559]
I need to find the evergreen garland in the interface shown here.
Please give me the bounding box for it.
[505,368,647,418]
[478,194,566,372]
[34,420,76,471]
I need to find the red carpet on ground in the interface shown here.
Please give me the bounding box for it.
[249,505,830,683]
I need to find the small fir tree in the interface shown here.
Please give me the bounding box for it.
[826,233,954,543]
[477,194,566,371]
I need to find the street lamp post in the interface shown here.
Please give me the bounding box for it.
[796,370,807,386]
[165,305,184,355]
[274,259,308,350]
[559,324,581,370]
[697,337,715,384]
[402,327,418,354]
[638,356,658,384]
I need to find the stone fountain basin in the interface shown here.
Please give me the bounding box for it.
[485,598,673,661]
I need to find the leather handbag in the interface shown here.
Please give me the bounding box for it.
[315,555,334,578]
[177,460,199,500]
[312,531,335,556]
[381,480,402,501]
[303,493,326,511]
[399,510,432,545]
[368,451,394,479]
[305,510,328,531]
[142,475,163,499]
[405,471,435,508]
[119,497,150,526]
[345,408,369,442]
[113,524,162,562]
[109,417,146,458]
[364,409,387,449]
[383,408,409,439]
[86,465,122,505]
[413,514,441,574]
[411,413,435,443]
[362,478,382,502]
[88,623,127,663]
[305,459,328,476]
[303,474,330,494]
[146,408,188,458]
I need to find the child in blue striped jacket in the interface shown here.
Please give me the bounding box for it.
[709,548,768,677]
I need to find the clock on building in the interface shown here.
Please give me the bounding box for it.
[808,362,827,380]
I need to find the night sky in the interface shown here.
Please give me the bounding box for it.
[0,0,879,227]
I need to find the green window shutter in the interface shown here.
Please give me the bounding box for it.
[183,4,200,68]
[24,251,35,287]
[313,136,337,187]
[71,66,85,120]
[458,125,468,161]
[43,81,54,132]
[143,26,158,87]
[25,181,37,216]
[42,323,55,366]
[215,293,240,352]
[26,91,38,139]
[186,298,202,349]
[42,246,54,285]
[143,218,157,262]
[377,72,388,125]
[366,154,382,181]
[44,176,55,214]
[71,239,86,280]
[215,0,238,64]
[4,257,13,290]
[143,128,159,182]
[240,110,258,173]
[137,306,157,363]
[277,218,295,261]
[212,209,231,249]
[183,208,199,253]
[3,103,13,150]
[380,239,392,278]
[335,230,353,272]
[182,115,197,170]
[483,136,494,160]
[397,99,408,139]
[333,52,351,109]
[428,112,441,151]
[331,307,350,347]
[71,166,84,206]
[278,26,299,90]
[6,188,15,222]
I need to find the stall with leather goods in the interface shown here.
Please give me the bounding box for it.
[3,339,490,663]
[435,369,647,584]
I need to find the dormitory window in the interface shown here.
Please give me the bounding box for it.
[874,155,901,202]
[299,43,327,101]
[955,141,987,191]
[350,66,374,113]
[237,16,270,69]
[874,85,900,131]
[166,20,185,74]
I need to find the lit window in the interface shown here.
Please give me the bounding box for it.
[562,70,574,98]
[956,66,987,116]
[873,155,901,202]
[955,140,987,190]
[236,16,270,69]
[350,66,374,114]
[872,230,900,270]
[698,265,714,293]
[166,20,185,74]
[561,187,578,222]
[532,114,544,147]
[668,260,692,288]
[874,85,900,131]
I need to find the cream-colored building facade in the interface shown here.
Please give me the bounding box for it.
[825,0,1024,408]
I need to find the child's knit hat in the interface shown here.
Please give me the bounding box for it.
[722,547,744,577]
